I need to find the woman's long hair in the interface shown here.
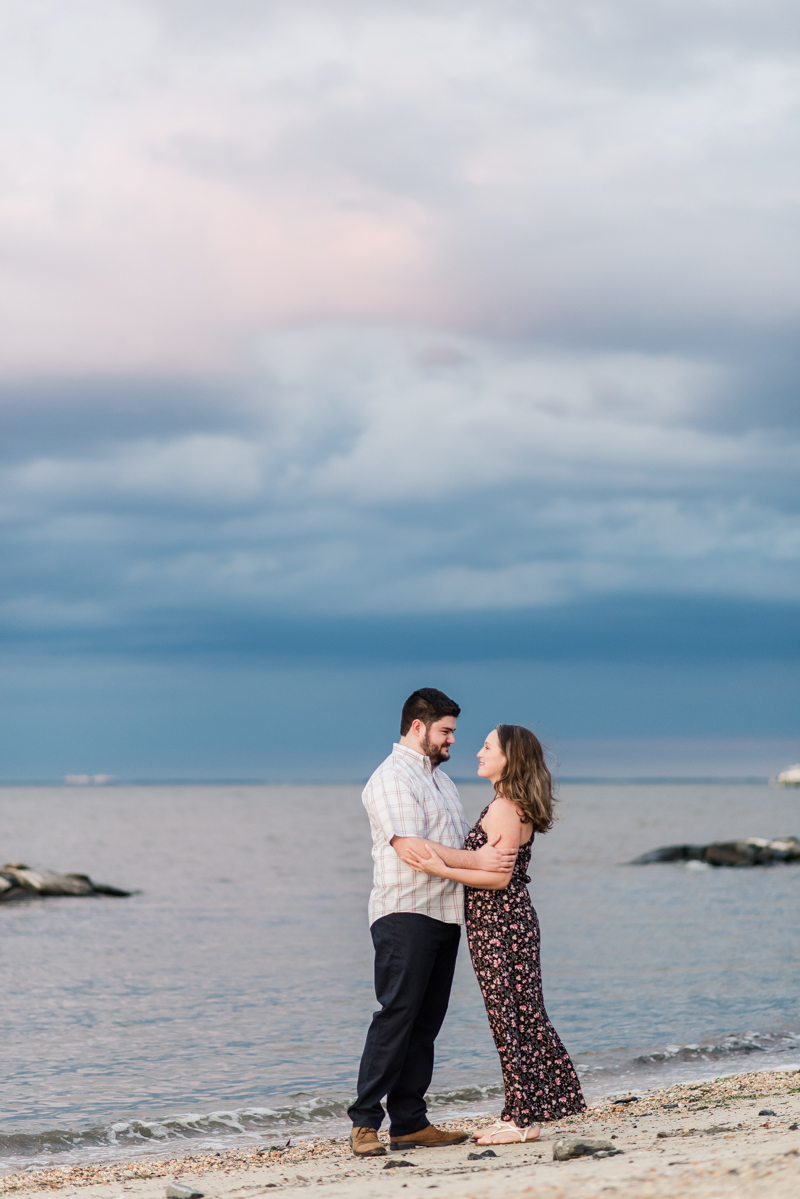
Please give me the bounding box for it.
[495,725,556,833]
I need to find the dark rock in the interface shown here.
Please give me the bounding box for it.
[384,1160,415,1168]
[166,1185,204,1199]
[789,1122,798,1130]
[759,1109,776,1116]
[628,845,706,864]
[704,842,763,867]
[629,837,800,868]
[612,1096,639,1104]
[467,1150,498,1159]
[0,863,132,902]
[553,1137,617,1161]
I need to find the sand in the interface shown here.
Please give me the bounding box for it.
[4,1069,800,1199]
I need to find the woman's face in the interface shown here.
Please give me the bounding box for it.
[477,728,507,785]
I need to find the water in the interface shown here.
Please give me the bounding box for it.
[1,781,799,1172]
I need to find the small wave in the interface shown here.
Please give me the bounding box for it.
[634,1030,800,1066]
[0,1082,510,1172]
[0,1099,346,1164]
[0,1082,511,1166]
[427,1083,504,1107]
[568,1026,800,1105]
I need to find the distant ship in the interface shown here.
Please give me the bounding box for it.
[775,764,800,787]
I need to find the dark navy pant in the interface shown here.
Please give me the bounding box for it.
[348,912,461,1136]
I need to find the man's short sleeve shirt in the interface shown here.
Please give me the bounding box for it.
[362,743,470,926]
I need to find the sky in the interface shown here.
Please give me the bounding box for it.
[1,0,799,780]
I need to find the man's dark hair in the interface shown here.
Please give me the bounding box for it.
[400,688,461,736]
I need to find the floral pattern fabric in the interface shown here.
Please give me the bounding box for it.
[464,803,586,1126]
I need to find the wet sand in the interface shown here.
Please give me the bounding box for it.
[3,1069,800,1199]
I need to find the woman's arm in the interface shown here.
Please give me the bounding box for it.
[403,843,514,890]
[392,835,517,874]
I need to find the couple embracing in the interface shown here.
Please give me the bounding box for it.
[347,688,585,1156]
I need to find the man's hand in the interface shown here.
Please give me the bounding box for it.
[473,835,518,873]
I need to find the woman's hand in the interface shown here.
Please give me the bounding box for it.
[404,842,450,878]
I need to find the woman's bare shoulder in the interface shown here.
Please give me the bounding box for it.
[482,796,526,831]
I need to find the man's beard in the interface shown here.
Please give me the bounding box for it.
[421,732,450,767]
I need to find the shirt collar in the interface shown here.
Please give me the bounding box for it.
[392,742,436,775]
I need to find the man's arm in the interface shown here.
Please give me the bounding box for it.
[402,846,514,891]
[391,835,517,873]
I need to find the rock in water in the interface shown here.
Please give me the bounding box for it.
[0,863,132,902]
[629,844,707,864]
[3,866,94,895]
[553,1137,620,1160]
[629,837,800,867]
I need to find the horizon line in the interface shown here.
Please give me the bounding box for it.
[0,775,779,787]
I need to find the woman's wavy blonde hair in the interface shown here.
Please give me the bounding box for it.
[495,725,556,833]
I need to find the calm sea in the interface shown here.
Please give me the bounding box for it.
[1,781,799,1172]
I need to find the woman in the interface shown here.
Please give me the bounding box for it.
[405,725,585,1144]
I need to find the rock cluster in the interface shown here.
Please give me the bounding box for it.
[0,863,131,902]
[629,837,800,867]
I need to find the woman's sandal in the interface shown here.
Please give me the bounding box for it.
[474,1120,541,1145]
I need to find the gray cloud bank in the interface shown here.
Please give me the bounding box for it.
[1,328,798,651]
[0,0,798,661]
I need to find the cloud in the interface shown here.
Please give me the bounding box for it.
[0,1,797,670]
[0,1,797,371]
[12,434,262,507]
[0,326,798,645]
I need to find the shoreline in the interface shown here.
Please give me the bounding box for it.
[4,1068,800,1199]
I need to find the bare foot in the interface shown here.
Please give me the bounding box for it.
[475,1122,540,1145]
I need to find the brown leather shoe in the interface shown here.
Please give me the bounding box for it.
[350,1126,387,1157]
[389,1124,469,1150]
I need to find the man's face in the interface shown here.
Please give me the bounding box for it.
[421,716,457,767]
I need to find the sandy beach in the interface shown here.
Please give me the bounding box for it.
[4,1069,800,1199]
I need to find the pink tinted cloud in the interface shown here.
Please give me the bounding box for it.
[0,0,797,376]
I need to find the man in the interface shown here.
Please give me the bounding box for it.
[348,687,518,1157]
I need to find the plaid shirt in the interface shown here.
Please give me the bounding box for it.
[362,743,470,927]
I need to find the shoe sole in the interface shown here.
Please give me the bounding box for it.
[350,1146,387,1157]
[389,1137,468,1150]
